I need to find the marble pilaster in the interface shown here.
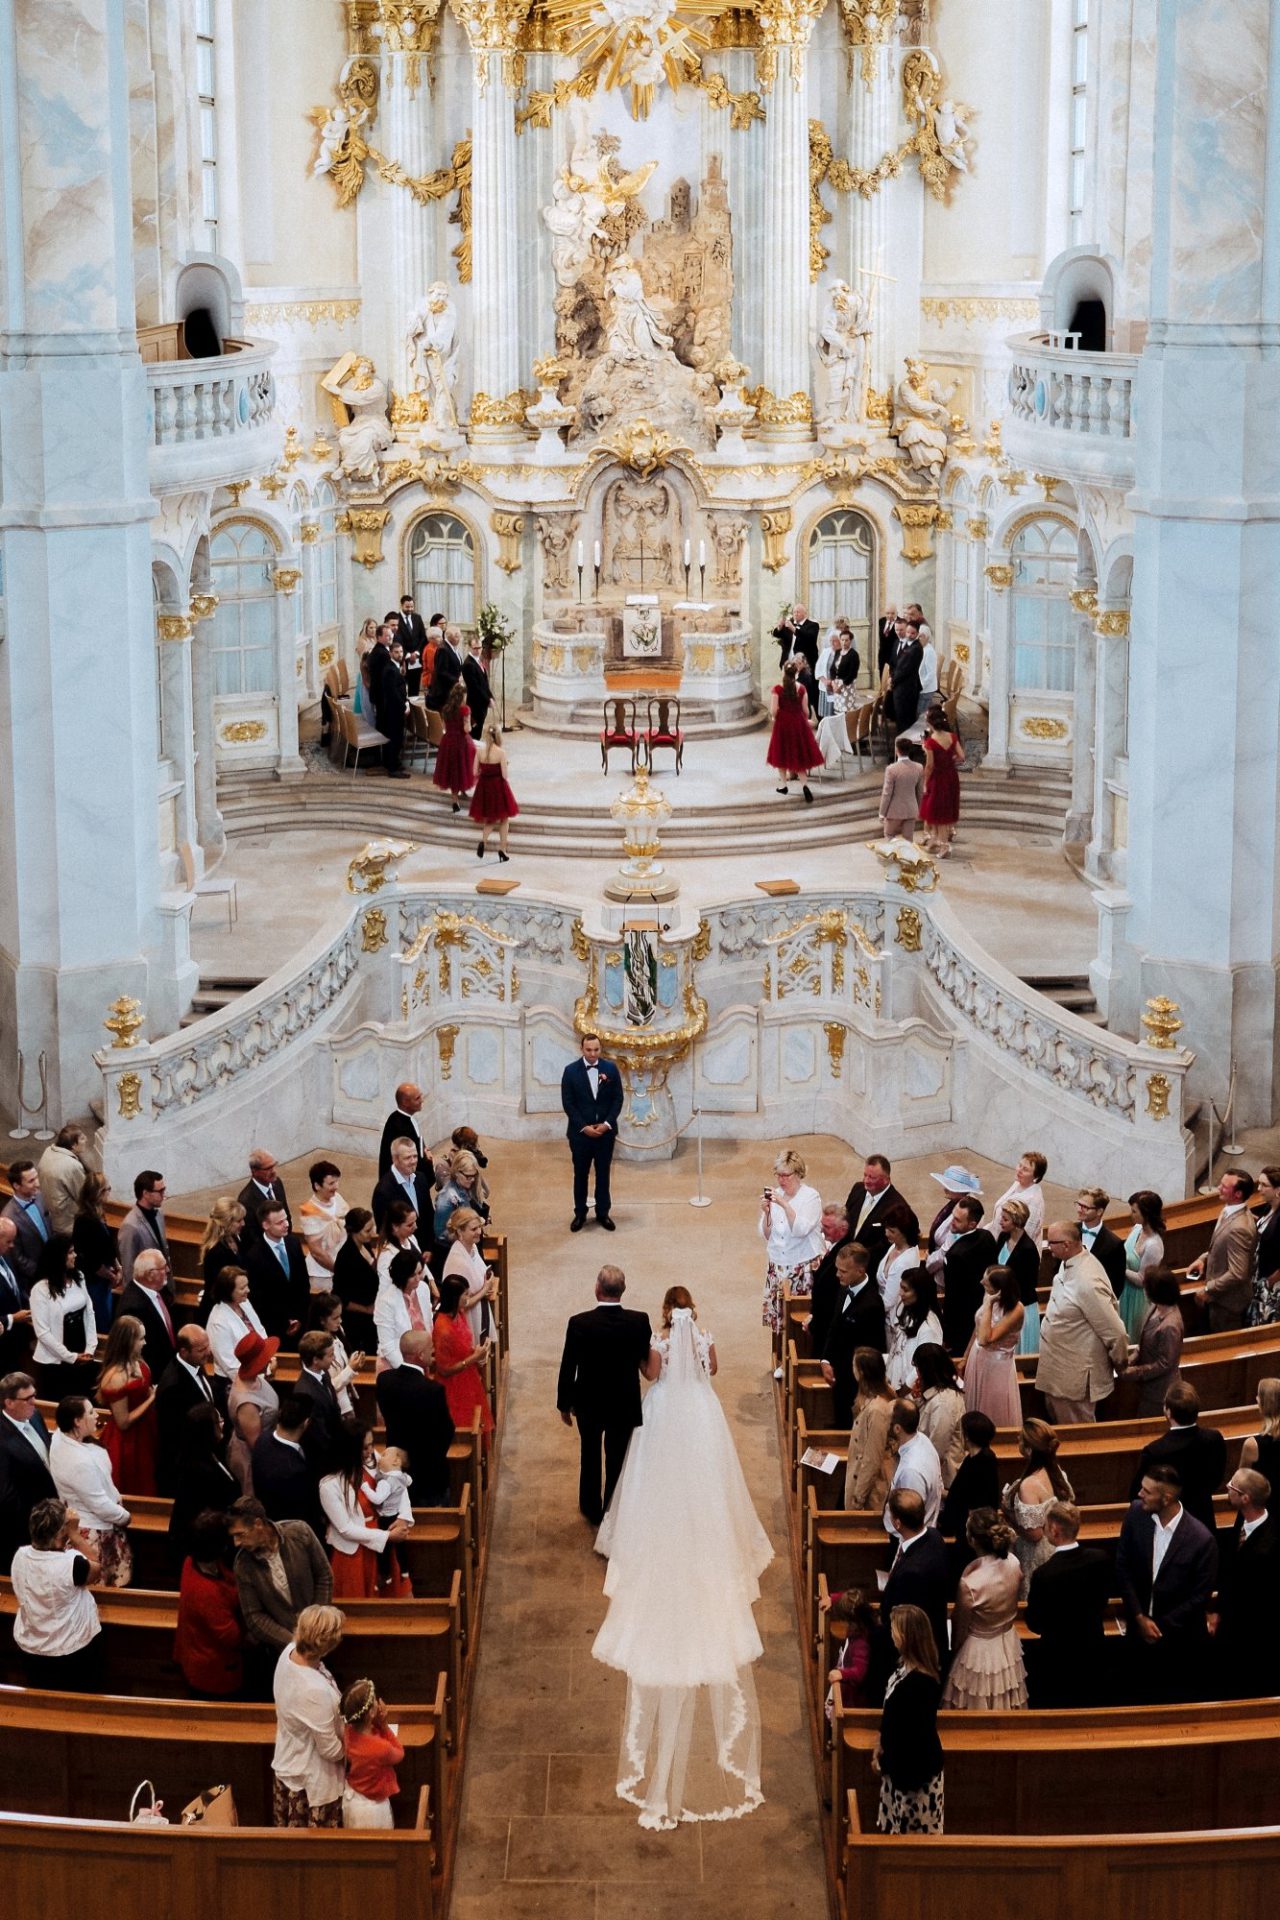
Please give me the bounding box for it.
[383,50,438,395]
[1084,611,1129,883]
[272,567,306,778]
[982,567,1012,770]
[846,44,894,394]
[190,599,227,861]
[758,42,813,434]
[1063,598,1097,853]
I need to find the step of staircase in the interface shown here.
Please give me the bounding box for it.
[1021,972,1105,1027]
[180,974,264,1027]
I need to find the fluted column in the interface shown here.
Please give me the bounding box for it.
[382,47,438,394]
[190,594,226,862]
[756,3,820,438]
[1063,587,1097,853]
[846,43,895,394]
[1085,608,1130,884]
[451,0,529,444]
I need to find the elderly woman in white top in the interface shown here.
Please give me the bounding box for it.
[992,1150,1047,1247]
[206,1266,270,1381]
[49,1396,132,1587]
[271,1603,347,1828]
[759,1147,825,1338]
[374,1246,435,1372]
[877,1204,922,1321]
[30,1234,98,1404]
[441,1207,497,1345]
[11,1496,104,1692]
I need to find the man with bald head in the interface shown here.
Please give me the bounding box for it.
[155,1323,225,1490]
[376,1327,454,1504]
[1035,1220,1129,1423]
[379,1082,425,1180]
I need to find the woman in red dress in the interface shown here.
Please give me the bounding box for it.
[919,701,965,857]
[96,1312,158,1495]
[766,658,822,803]
[432,1274,494,1449]
[470,720,519,862]
[432,680,477,811]
[320,1421,413,1599]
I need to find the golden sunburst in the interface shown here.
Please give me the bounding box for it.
[542,0,726,118]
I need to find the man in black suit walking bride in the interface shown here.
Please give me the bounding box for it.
[557,1265,652,1526]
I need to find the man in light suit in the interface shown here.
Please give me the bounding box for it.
[1189,1170,1259,1331]
[560,1034,624,1232]
[1116,1463,1217,1702]
[1034,1221,1129,1422]
[1075,1186,1128,1298]
[2,1162,52,1290]
[0,1370,56,1570]
[842,1154,917,1278]
[117,1169,169,1284]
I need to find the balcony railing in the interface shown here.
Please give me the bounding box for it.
[143,335,280,492]
[1004,331,1139,484]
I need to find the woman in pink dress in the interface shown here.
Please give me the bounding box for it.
[766,659,822,803]
[96,1313,158,1496]
[469,721,519,862]
[961,1266,1024,1429]
[919,702,965,856]
[941,1508,1028,1710]
[432,680,476,810]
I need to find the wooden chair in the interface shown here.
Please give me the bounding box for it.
[600,696,641,773]
[645,696,684,774]
[336,656,352,696]
[336,700,388,774]
[846,699,875,768]
[177,842,237,929]
[405,701,432,771]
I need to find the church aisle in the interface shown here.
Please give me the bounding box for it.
[447,1135,835,1920]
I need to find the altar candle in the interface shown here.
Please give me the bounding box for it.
[699,540,706,569]
[577,541,584,569]
[683,540,691,568]
[594,540,602,570]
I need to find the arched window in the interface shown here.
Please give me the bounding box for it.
[209,522,276,696]
[314,480,339,634]
[806,510,875,667]
[409,513,476,627]
[1010,519,1076,692]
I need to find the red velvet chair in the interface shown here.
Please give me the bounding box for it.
[600,696,642,773]
[645,696,684,774]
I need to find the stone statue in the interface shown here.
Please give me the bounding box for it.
[931,98,974,174]
[891,359,954,477]
[311,100,367,180]
[542,117,658,292]
[816,280,871,430]
[604,477,677,586]
[407,283,460,441]
[709,515,747,591]
[603,256,676,363]
[537,515,577,594]
[321,353,393,481]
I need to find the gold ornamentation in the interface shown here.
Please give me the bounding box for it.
[515,69,600,135]
[870,838,939,894]
[1145,1073,1171,1120]
[600,417,678,478]
[155,613,193,642]
[1000,467,1028,493]
[933,508,953,531]
[451,0,533,89]
[690,65,766,130]
[189,592,219,619]
[1069,587,1099,616]
[920,294,1039,327]
[437,1023,460,1078]
[341,507,391,569]
[220,719,268,744]
[952,641,970,665]
[571,645,595,672]
[808,120,833,281]
[347,839,418,894]
[823,1021,847,1077]
[282,426,304,467]
[837,0,896,84]
[532,354,571,386]
[299,521,321,544]
[310,429,335,462]
[570,917,589,961]
[258,471,287,498]
[1018,716,1070,741]
[362,907,389,952]
[490,511,526,571]
[470,388,533,429]
[823,49,972,204]
[104,996,145,1049]
[318,645,337,667]
[692,917,712,962]
[272,567,302,594]
[535,0,725,118]
[895,905,923,951]
[1033,473,1059,502]
[244,298,362,329]
[894,502,940,562]
[760,508,793,572]
[116,1072,143,1118]
[745,385,813,428]
[1141,997,1184,1051]
[1095,608,1131,638]
[753,0,825,89]
[864,385,892,424]
[965,517,988,540]
[223,481,251,506]
[984,563,1014,590]
[983,418,1003,459]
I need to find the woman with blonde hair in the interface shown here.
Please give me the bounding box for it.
[470,718,519,862]
[1001,1417,1074,1594]
[271,1603,347,1828]
[352,617,378,718]
[842,1347,896,1512]
[1240,1376,1280,1486]
[873,1604,944,1833]
[941,1507,1027,1710]
[96,1313,158,1495]
[198,1196,246,1310]
[758,1146,824,1338]
[441,1206,497,1344]
[434,1149,489,1237]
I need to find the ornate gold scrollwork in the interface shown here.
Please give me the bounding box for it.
[490,511,526,571]
[823,1021,847,1077]
[117,1072,143,1119]
[1145,1074,1171,1121]
[894,503,940,563]
[760,508,794,573]
[895,905,923,951]
[1140,997,1184,1050]
[362,908,389,952]
[436,1023,460,1078]
[104,997,145,1049]
[984,563,1014,590]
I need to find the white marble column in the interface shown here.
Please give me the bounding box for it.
[0,0,199,1108]
[272,567,305,778]
[156,613,199,881]
[1119,0,1280,1122]
[847,44,894,395]
[1063,590,1098,852]
[383,49,439,395]
[190,594,227,861]
[1085,611,1129,883]
[982,559,1012,769]
[455,5,528,443]
[758,42,813,435]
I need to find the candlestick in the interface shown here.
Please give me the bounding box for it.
[683,540,691,569]
[577,541,584,570]
[594,540,602,571]
[698,539,706,571]
[683,562,691,599]
[699,564,706,602]
[577,564,583,604]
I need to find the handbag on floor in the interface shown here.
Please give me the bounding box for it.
[181,1783,238,1827]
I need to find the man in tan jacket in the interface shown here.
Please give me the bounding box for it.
[1035,1221,1129,1422]
[1189,1172,1258,1332]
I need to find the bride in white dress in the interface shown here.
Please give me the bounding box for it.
[592,1287,774,1830]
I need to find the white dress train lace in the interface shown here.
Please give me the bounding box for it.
[591,1310,774,1830]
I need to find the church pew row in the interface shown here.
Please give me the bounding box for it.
[0,1681,447,1836]
[0,1575,464,1735]
[842,1798,1280,1920]
[832,1695,1280,1853]
[116,1488,475,1638]
[0,1809,437,1920]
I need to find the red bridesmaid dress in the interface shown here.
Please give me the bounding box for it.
[101,1363,158,1495]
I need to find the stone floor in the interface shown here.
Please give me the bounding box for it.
[174,1133,1081,1920]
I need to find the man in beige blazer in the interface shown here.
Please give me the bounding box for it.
[1190,1171,1258,1332]
[1035,1221,1130,1423]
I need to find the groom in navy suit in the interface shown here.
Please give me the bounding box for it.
[561,1033,624,1231]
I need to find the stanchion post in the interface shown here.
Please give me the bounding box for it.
[689,1107,711,1208]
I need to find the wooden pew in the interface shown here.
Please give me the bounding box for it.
[832,1695,1280,1850]
[0,1680,446,1834]
[0,1574,464,1735]
[0,1808,437,1920]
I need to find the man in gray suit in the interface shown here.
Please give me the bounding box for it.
[1190,1171,1259,1332]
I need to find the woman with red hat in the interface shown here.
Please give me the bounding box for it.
[228,1325,280,1424]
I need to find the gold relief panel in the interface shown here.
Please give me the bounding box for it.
[490,511,525,572]
[300,521,321,544]
[895,905,922,952]
[318,645,336,667]
[760,508,793,573]
[686,643,716,673]
[571,645,595,672]
[823,1021,847,1078]
[219,719,270,745]
[570,918,589,961]
[920,295,1040,328]
[343,508,391,570]
[1018,715,1070,742]
[244,298,362,329]
[894,503,939,563]
[1145,1073,1172,1121]
[436,1023,460,1079]
[116,1071,143,1120]
[984,563,1014,590]
[1069,587,1098,617]
[965,517,988,541]
[952,641,970,665]
[272,567,302,594]
[189,592,219,620]
[1140,997,1184,1050]
[1095,608,1131,638]
[361,907,389,952]
[156,613,193,643]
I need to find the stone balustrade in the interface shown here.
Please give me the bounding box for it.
[1003,331,1139,486]
[144,336,280,492]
